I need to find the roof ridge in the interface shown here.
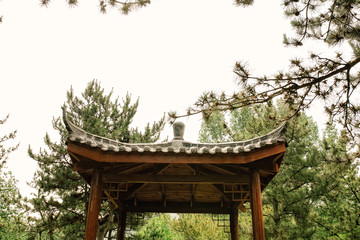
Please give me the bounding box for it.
[63,107,287,154]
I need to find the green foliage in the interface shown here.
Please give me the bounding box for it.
[28,80,165,238]
[0,115,19,168]
[263,110,321,239]
[131,214,179,240]
[0,115,27,239]
[0,168,28,240]
[199,112,232,143]
[310,127,360,239]
[169,214,230,240]
[198,102,360,239]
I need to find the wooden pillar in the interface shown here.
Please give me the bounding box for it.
[230,208,239,240]
[85,168,102,240]
[116,210,127,240]
[250,169,265,240]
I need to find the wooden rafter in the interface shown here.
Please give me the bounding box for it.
[69,152,81,162]
[103,163,150,175]
[104,190,119,209]
[272,152,285,163]
[202,164,238,175]
[210,184,231,202]
[122,164,172,201]
[184,164,197,175]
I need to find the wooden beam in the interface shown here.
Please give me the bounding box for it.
[73,161,108,173]
[210,184,231,202]
[250,169,265,240]
[124,183,146,201]
[230,209,239,240]
[69,152,81,162]
[103,174,250,184]
[73,165,93,174]
[85,168,102,240]
[184,164,197,174]
[105,163,150,175]
[124,202,232,214]
[202,164,238,175]
[236,192,249,210]
[67,141,286,164]
[104,190,119,209]
[123,164,172,201]
[116,210,126,240]
[239,205,247,213]
[272,152,285,163]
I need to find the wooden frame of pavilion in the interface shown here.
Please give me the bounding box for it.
[63,110,287,240]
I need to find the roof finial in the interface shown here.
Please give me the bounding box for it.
[173,122,185,141]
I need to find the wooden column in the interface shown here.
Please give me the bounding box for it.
[230,208,239,240]
[250,169,265,240]
[85,168,102,240]
[116,210,127,240]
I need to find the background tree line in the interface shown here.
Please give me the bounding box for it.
[1,80,359,239]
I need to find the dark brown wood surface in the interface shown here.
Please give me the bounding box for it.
[250,169,265,240]
[116,210,126,240]
[85,168,102,240]
[230,208,239,240]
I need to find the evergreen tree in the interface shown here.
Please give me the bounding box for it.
[168,214,231,240]
[28,80,165,239]
[130,214,179,240]
[0,115,27,239]
[0,115,18,168]
[310,127,360,239]
[198,102,360,239]
[0,169,27,239]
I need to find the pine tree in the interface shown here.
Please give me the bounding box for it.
[0,169,27,239]
[0,115,27,239]
[28,80,165,238]
[310,127,360,239]
[198,102,360,239]
[0,115,19,168]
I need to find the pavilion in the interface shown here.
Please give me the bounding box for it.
[63,110,287,240]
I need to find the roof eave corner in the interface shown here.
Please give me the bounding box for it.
[62,106,84,137]
[278,121,288,147]
[62,106,73,134]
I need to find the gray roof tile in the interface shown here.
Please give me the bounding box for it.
[63,107,287,155]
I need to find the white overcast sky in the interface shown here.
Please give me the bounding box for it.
[0,0,340,197]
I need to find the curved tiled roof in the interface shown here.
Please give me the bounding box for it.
[63,108,286,155]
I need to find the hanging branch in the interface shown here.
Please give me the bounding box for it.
[172,0,360,140]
